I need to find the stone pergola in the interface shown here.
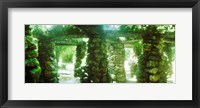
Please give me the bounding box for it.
[26,25,175,83]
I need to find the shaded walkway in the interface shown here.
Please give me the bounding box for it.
[58,63,80,83]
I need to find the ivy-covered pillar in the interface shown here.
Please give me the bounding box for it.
[38,39,59,83]
[137,25,167,83]
[108,43,126,83]
[79,26,111,83]
[25,25,42,83]
[74,42,86,77]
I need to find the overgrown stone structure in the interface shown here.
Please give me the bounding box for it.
[108,43,126,83]
[74,42,87,77]
[137,25,167,83]
[38,39,59,83]
[26,25,175,83]
[25,25,42,83]
[77,26,112,83]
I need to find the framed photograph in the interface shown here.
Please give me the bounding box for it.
[0,0,199,108]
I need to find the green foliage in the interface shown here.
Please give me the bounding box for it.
[79,66,90,83]
[28,24,176,83]
[56,46,76,63]
[47,25,83,37]
[148,68,158,74]
[119,25,175,41]
[25,36,38,50]
[30,66,42,80]
[149,75,160,82]
[76,25,104,36]
[163,43,175,62]
[120,25,148,33]
[26,50,39,58]
[25,58,40,67]
[31,25,46,37]
[31,25,84,40]
[25,25,42,83]
[136,25,172,83]
[161,42,175,79]
[74,42,87,77]
[47,25,66,36]
[157,25,175,34]
[132,41,143,56]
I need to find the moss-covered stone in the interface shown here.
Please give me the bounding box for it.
[37,41,59,83]
[30,66,42,79]
[136,25,167,83]
[31,66,41,74]
[74,43,86,77]
[148,56,160,61]
[148,68,158,74]
[25,50,39,58]
[25,25,42,83]
[25,36,38,50]
[149,75,160,82]
[25,58,40,67]
[79,27,111,83]
[146,61,159,68]
[108,43,126,83]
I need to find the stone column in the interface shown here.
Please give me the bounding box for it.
[38,40,59,83]
[137,25,167,83]
[25,25,42,83]
[74,42,86,77]
[76,25,111,83]
[81,36,111,83]
[108,43,126,83]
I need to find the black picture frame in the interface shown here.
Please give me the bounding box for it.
[0,0,199,108]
